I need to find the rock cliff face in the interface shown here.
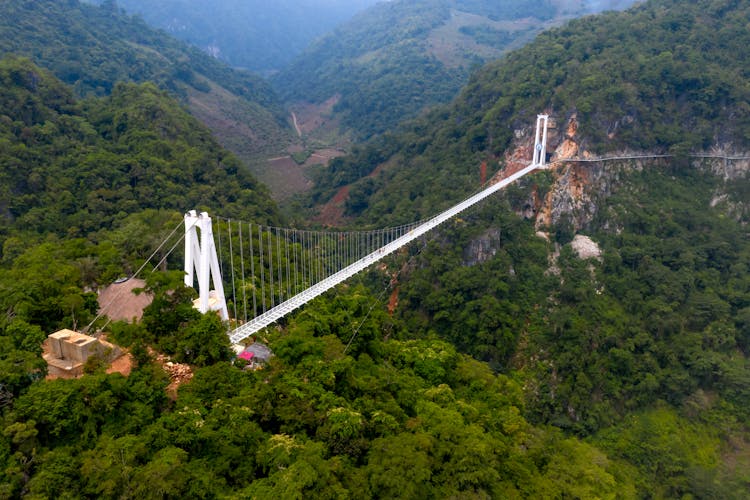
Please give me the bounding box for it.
[463,228,501,267]
[536,153,750,233]
[501,114,750,232]
[463,113,750,264]
[698,153,750,181]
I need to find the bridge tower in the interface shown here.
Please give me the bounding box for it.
[532,114,549,168]
[184,210,229,320]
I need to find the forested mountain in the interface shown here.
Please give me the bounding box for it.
[295,0,750,494]
[86,0,381,75]
[0,56,278,329]
[273,0,639,141]
[313,0,750,223]
[2,0,750,497]
[0,0,294,164]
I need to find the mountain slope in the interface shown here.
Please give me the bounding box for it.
[0,55,280,338]
[310,0,750,226]
[296,0,750,494]
[0,0,294,166]
[0,56,278,242]
[273,0,639,141]
[88,0,381,75]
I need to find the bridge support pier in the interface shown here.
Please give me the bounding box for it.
[533,114,549,168]
[184,210,229,321]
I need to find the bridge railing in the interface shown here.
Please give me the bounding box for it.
[228,162,541,343]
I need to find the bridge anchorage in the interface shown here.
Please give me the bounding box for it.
[185,115,550,345]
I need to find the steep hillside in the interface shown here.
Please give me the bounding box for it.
[0,56,278,257]
[387,162,750,496]
[273,0,639,142]
[295,0,750,495]
[311,0,750,226]
[88,0,380,75]
[0,55,280,336]
[0,0,294,172]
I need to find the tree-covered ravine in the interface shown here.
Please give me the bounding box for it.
[2,0,750,498]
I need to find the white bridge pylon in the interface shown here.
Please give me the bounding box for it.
[532,114,549,168]
[184,210,229,321]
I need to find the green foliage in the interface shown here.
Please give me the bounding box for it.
[137,271,231,367]
[0,240,101,333]
[0,265,744,497]
[396,201,551,369]
[0,1,749,497]
[0,58,277,245]
[290,150,312,165]
[594,406,724,497]
[175,313,232,366]
[0,0,282,108]
[0,0,292,161]
[0,57,278,261]
[273,0,568,140]
[309,0,750,226]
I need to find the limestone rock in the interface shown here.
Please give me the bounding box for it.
[570,235,602,260]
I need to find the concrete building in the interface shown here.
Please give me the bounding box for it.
[44,329,121,378]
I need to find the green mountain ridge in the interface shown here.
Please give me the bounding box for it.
[273,0,639,142]
[0,57,277,240]
[86,0,381,75]
[0,0,294,166]
[311,0,750,226]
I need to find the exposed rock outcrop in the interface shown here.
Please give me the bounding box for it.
[570,234,602,260]
[479,113,749,261]
[463,228,501,266]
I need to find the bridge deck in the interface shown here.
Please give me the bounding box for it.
[228,163,542,343]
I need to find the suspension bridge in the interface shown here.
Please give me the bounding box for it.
[177,115,551,345]
[95,112,750,347]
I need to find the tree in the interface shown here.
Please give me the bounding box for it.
[175,313,231,367]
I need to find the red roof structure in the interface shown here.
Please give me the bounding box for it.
[238,351,254,361]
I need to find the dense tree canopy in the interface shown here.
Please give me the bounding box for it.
[1,0,750,497]
[0,0,292,159]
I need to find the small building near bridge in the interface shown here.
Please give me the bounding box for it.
[43,329,122,378]
[238,342,273,369]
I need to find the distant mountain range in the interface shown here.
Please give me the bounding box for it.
[86,0,381,75]
[273,0,640,141]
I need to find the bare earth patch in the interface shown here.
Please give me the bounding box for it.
[314,185,351,227]
[97,277,152,324]
[266,156,315,200]
[427,10,533,68]
[106,353,134,377]
[570,234,602,260]
[290,95,341,135]
[150,349,194,400]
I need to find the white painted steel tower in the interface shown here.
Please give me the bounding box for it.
[532,114,549,168]
[184,210,229,320]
